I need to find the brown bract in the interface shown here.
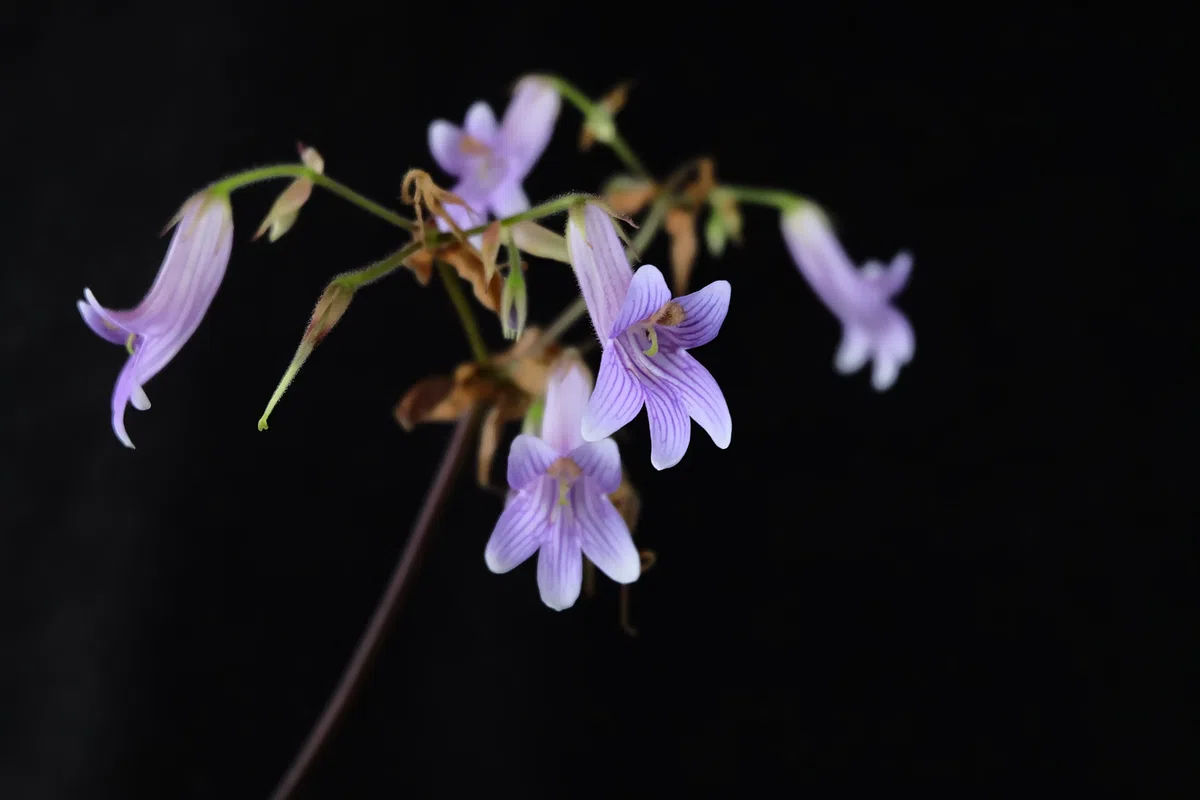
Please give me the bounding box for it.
[663,158,720,292]
[603,175,659,217]
[403,221,504,312]
[579,81,632,151]
[394,328,578,486]
[400,169,473,246]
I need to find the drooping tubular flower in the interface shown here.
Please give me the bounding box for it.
[427,76,561,231]
[484,364,640,611]
[77,191,234,448]
[780,203,914,391]
[566,204,732,470]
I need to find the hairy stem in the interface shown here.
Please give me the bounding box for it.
[267,412,479,800]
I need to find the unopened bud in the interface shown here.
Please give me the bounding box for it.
[709,187,744,244]
[258,280,353,431]
[500,264,527,341]
[253,143,325,243]
[704,208,727,258]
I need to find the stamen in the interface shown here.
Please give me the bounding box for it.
[125,333,137,355]
[458,135,491,156]
[652,301,686,327]
[557,480,570,506]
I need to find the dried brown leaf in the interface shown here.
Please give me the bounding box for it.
[400,169,475,247]
[665,207,699,293]
[683,158,716,206]
[393,375,456,431]
[476,405,504,487]
[403,227,503,312]
[603,175,659,216]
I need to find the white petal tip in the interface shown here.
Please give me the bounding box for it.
[541,596,576,612]
[483,549,511,574]
[650,453,683,471]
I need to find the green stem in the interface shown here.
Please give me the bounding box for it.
[721,185,805,211]
[436,261,489,363]
[462,193,590,236]
[543,75,650,179]
[207,164,416,231]
[335,242,423,289]
[608,136,650,180]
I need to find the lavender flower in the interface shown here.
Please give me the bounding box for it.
[77,191,234,448]
[566,204,732,470]
[428,76,561,231]
[781,204,914,391]
[484,364,640,611]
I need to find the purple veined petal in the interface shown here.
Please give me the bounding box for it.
[536,510,582,610]
[485,477,556,573]
[834,323,872,375]
[542,364,592,454]
[77,295,130,345]
[499,76,561,180]
[658,279,731,350]
[649,348,732,451]
[566,204,634,342]
[869,308,915,392]
[581,344,644,443]
[507,434,560,491]
[568,439,621,494]
[128,202,234,386]
[463,101,499,142]
[489,180,530,219]
[609,264,671,339]
[573,483,640,584]
[428,120,464,177]
[642,383,691,470]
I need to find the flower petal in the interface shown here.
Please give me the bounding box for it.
[428,120,464,176]
[609,264,671,339]
[861,251,913,299]
[490,181,530,218]
[507,434,559,491]
[659,279,730,350]
[653,348,732,450]
[574,483,640,584]
[463,101,498,142]
[536,513,582,610]
[485,477,555,573]
[643,384,691,470]
[569,439,621,494]
[566,204,634,342]
[834,324,872,375]
[110,355,141,449]
[499,76,561,180]
[781,205,879,320]
[542,363,592,455]
[130,385,151,411]
[581,344,643,442]
[77,295,130,345]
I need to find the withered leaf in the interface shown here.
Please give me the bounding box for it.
[603,175,659,216]
[476,405,503,487]
[682,158,716,206]
[403,234,504,312]
[665,207,699,293]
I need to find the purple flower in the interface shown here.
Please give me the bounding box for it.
[781,204,914,391]
[484,364,640,611]
[566,204,732,470]
[428,76,561,231]
[77,191,234,448]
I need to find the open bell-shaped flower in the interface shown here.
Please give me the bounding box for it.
[780,203,914,391]
[77,190,234,448]
[566,203,732,470]
[484,363,641,610]
[427,76,561,231]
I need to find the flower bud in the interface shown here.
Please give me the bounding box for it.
[253,143,325,243]
[500,263,527,341]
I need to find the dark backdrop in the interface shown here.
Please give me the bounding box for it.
[1,3,1191,798]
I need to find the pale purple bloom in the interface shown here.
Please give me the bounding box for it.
[781,204,915,391]
[77,192,234,448]
[484,364,640,611]
[566,205,732,471]
[427,76,561,232]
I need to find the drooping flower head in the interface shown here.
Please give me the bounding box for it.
[484,363,640,611]
[428,76,561,231]
[77,190,234,448]
[780,203,914,391]
[566,204,732,470]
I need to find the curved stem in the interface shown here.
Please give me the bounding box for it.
[207,164,416,231]
[436,261,490,363]
[721,184,804,211]
[267,412,479,800]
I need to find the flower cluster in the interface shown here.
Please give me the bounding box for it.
[77,74,915,611]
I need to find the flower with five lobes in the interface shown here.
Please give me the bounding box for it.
[427,76,561,230]
[77,190,234,448]
[566,204,732,470]
[780,203,915,391]
[484,364,641,611]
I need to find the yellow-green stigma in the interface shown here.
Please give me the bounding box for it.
[125,333,137,355]
[557,480,570,506]
[643,326,660,357]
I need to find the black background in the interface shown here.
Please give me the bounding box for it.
[1,2,1192,798]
